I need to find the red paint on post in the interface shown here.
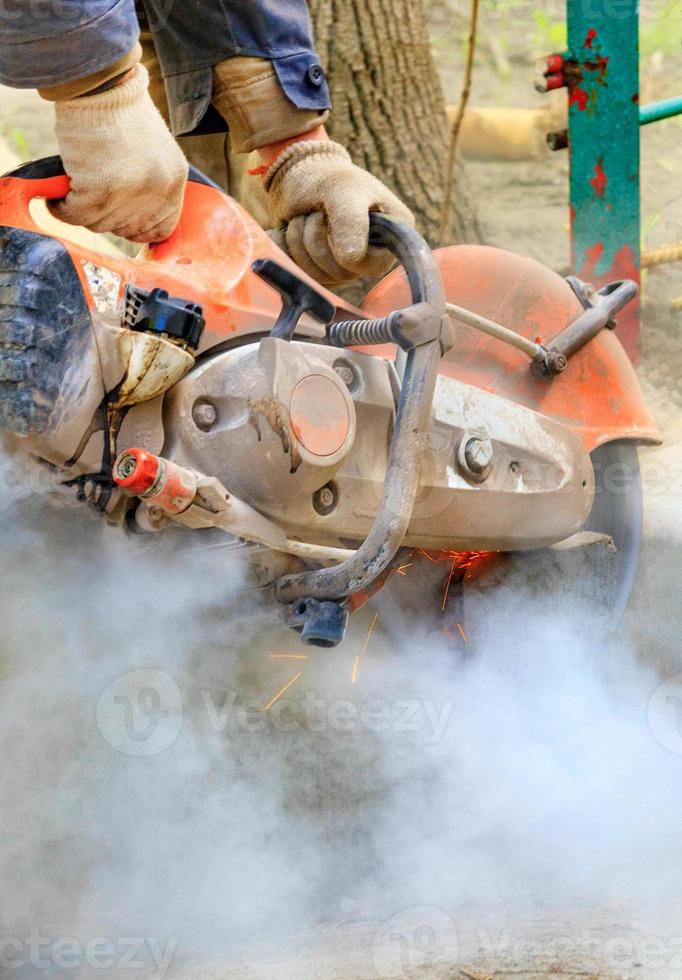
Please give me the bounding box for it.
[578,241,604,278]
[590,160,607,197]
[546,73,566,91]
[545,53,564,73]
[570,87,588,111]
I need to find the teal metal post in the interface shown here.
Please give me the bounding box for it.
[566,0,641,357]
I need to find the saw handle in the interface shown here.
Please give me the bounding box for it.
[2,155,218,237]
[2,156,71,205]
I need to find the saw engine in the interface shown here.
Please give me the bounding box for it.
[0,155,656,646]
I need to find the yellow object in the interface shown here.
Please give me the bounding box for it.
[642,241,682,268]
[114,332,195,409]
[452,100,567,161]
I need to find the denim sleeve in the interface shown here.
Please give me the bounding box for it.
[144,0,331,119]
[0,0,139,88]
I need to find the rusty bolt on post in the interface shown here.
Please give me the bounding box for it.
[535,52,566,93]
[547,129,569,152]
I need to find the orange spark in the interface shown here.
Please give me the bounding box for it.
[263,672,301,710]
[396,562,414,576]
[456,622,469,643]
[352,612,379,684]
[445,550,488,569]
[422,548,491,571]
[441,556,458,611]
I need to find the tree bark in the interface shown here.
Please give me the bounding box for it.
[308,0,481,246]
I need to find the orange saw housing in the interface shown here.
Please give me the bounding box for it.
[0,165,659,455]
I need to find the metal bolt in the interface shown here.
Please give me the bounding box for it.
[192,401,217,430]
[318,487,334,507]
[547,129,569,152]
[546,350,568,374]
[333,360,358,391]
[313,484,337,515]
[464,437,493,475]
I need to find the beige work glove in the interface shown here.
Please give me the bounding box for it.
[264,140,415,286]
[51,64,188,243]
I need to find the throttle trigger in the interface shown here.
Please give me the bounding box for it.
[252,259,335,341]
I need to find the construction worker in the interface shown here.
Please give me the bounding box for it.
[0,1,414,286]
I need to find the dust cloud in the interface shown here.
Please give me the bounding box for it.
[0,446,681,979]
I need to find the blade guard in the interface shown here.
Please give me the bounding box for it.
[363,245,660,453]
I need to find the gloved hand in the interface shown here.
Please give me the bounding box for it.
[263,140,414,286]
[51,64,188,243]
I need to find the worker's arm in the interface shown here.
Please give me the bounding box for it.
[0,0,413,266]
[140,0,332,138]
[0,0,139,88]
[211,57,414,287]
[0,3,187,243]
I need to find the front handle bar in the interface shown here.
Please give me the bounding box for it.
[275,215,451,636]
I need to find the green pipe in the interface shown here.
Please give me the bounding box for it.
[639,95,682,126]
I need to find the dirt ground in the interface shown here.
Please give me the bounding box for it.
[1,8,682,980]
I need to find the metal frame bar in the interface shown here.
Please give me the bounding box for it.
[538,3,682,359]
[566,0,641,358]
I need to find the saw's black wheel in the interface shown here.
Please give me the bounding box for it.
[582,440,643,628]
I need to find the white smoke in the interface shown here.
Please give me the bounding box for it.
[0,440,681,979]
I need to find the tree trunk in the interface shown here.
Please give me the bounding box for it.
[308,0,481,246]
